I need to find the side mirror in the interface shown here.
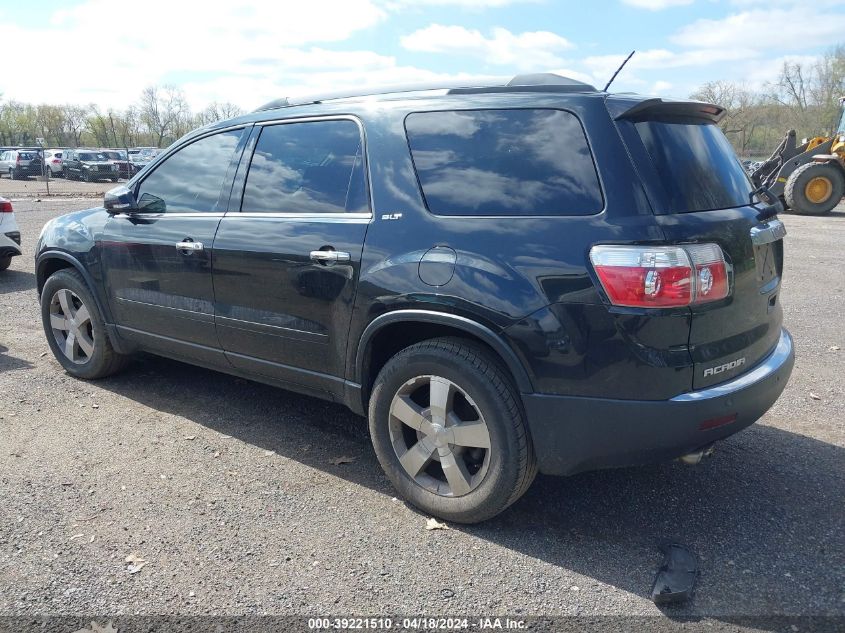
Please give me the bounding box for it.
[104,185,138,214]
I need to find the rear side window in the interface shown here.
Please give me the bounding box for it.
[629,118,753,213]
[241,119,368,214]
[405,109,603,216]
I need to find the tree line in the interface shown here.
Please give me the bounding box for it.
[692,45,845,158]
[0,86,243,149]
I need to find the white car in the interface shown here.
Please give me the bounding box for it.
[0,197,21,270]
[43,149,64,176]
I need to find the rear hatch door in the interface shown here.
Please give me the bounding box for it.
[610,97,785,390]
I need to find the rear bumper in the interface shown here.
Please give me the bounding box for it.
[523,328,794,476]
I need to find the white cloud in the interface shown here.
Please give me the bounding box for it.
[401,24,574,69]
[621,0,693,9]
[671,8,845,50]
[651,80,673,94]
[0,0,388,109]
[582,48,756,77]
[386,0,536,5]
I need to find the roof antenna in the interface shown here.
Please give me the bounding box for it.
[603,50,635,92]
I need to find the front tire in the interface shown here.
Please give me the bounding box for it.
[369,337,536,523]
[785,162,845,215]
[40,269,130,379]
[0,256,11,271]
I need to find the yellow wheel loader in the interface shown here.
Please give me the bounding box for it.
[751,99,845,215]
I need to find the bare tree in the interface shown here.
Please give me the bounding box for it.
[62,105,89,147]
[196,101,245,126]
[138,85,190,147]
[692,80,763,156]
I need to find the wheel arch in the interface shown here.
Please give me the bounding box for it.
[353,310,534,412]
[36,251,113,324]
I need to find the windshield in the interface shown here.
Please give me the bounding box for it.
[79,153,107,161]
[837,106,845,134]
[628,118,753,213]
[102,152,123,160]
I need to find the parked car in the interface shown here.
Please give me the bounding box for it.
[100,149,135,179]
[43,149,65,176]
[0,148,44,179]
[0,197,21,271]
[63,149,119,182]
[128,147,160,172]
[35,74,794,523]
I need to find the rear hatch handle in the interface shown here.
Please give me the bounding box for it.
[750,219,787,246]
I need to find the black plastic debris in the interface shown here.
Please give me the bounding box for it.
[651,543,698,605]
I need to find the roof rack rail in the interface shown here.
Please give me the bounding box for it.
[254,73,597,112]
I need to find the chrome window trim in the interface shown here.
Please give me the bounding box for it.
[231,212,370,221]
[113,212,226,219]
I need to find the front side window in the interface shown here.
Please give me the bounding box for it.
[241,119,368,214]
[405,109,603,216]
[136,129,243,213]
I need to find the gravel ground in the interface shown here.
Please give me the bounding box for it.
[0,199,843,626]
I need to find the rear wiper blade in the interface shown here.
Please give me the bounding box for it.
[750,186,783,221]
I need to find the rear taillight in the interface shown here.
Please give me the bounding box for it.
[0,200,13,213]
[589,244,729,308]
[15,156,21,165]
[51,159,61,164]
[684,243,729,304]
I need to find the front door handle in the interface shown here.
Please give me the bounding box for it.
[310,249,351,265]
[176,240,204,252]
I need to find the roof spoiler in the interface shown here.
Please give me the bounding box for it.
[606,96,726,123]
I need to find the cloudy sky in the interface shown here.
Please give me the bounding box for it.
[0,0,840,110]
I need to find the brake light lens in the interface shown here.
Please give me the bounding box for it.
[0,200,13,213]
[685,243,729,304]
[590,244,729,308]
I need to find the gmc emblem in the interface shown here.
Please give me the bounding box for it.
[703,357,746,378]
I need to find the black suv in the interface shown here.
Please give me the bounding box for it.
[63,149,120,182]
[35,74,794,523]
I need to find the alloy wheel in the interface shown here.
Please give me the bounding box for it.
[49,288,95,364]
[388,375,492,497]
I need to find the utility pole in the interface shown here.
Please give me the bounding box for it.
[36,137,50,196]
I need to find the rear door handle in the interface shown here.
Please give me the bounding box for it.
[310,249,351,265]
[176,240,204,251]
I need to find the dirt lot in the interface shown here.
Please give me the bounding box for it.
[0,200,843,628]
[0,176,117,199]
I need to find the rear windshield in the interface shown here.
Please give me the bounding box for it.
[18,152,36,160]
[405,109,603,216]
[630,118,752,213]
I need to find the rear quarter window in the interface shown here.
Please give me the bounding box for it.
[405,109,603,216]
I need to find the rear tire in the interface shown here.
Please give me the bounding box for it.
[40,269,130,379]
[785,162,845,215]
[368,337,536,523]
